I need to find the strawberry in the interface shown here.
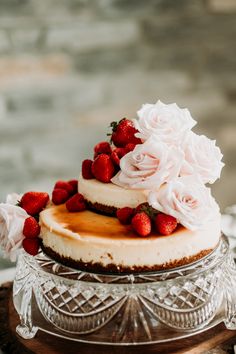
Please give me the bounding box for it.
[125,143,136,152]
[20,191,49,216]
[23,217,41,238]
[155,213,178,236]
[111,147,127,166]
[68,179,78,194]
[131,212,152,237]
[92,154,115,183]
[66,193,86,212]
[23,238,40,256]
[94,141,112,159]
[82,159,94,179]
[109,118,142,147]
[54,180,74,195]
[116,207,134,225]
[52,188,70,205]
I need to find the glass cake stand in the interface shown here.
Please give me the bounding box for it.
[13,235,236,345]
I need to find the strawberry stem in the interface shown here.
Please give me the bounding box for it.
[107,121,118,143]
[110,121,118,132]
[34,214,40,222]
[139,205,158,220]
[107,118,126,142]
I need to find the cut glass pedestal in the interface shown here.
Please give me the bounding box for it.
[13,235,236,345]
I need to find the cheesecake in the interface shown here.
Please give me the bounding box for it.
[39,100,224,274]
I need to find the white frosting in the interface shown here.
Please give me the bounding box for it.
[40,206,221,269]
[79,174,148,208]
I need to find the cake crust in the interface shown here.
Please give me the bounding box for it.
[41,242,214,274]
[86,200,117,216]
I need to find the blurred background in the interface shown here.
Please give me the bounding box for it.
[0,0,236,268]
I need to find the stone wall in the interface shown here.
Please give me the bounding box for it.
[0,0,235,209]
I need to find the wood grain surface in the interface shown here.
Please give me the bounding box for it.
[0,283,236,354]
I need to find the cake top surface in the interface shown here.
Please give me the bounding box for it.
[40,204,186,241]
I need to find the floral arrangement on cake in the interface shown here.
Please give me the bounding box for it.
[0,100,224,260]
[80,100,224,235]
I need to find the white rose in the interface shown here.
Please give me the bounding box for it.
[6,193,22,205]
[148,176,220,231]
[0,194,28,262]
[134,100,196,144]
[180,132,224,184]
[111,137,184,190]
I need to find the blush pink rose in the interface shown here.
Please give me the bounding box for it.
[0,194,28,261]
[148,176,220,230]
[180,132,224,184]
[134,100,196,144]
[111,137,184,190]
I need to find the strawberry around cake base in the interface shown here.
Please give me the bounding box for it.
[39,205,221,274]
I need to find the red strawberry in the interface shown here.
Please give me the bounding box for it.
[52,188,70,205]
[125,143,136,152]
[66,193,86,212]
[23,217,41,238]
[131,212,152,237]
[23,238,40,256]
[116,207,134,225]
[82,159,94,179]
[94,141,112,159]
[21,191,49,216]
[68,179,78,194]
[111,147,127,166]
[110,118,142,147]
[92,154,115,183]
[54,180,74,195]
[155,213,178,236]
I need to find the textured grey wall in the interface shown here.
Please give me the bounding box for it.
[0,0,235,212]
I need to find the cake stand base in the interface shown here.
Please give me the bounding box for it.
[1,282,236,354]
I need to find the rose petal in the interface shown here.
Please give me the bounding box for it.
[111,137,184,190]
[134,100,196,144]
[0,202,28,261]
[180,132,224,184]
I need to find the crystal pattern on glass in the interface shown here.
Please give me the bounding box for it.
[222,253,236,329]
[13,253,38,339]
[13,236,236,344]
